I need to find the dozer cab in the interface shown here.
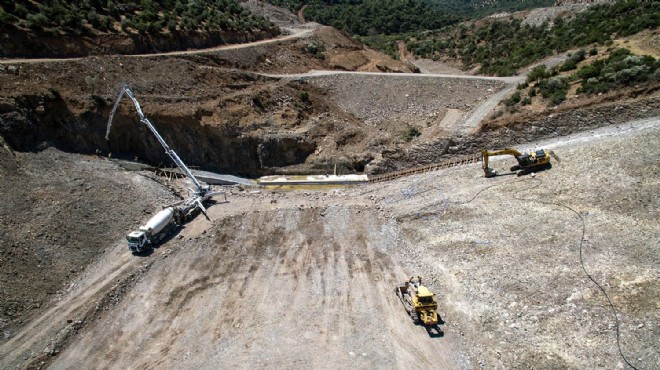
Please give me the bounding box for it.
[395,276,439,326]
[482,148,559,178]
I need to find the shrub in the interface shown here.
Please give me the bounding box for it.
[26,12,48,29]
[0,9,18,25]
[504,91,521,106]
[577,62,602,80]
[549,91,566,105]
[121,18,134,31]
[539,76,568,98]
[521,97,532,105]
[527,65,549,84]
[560,59,578,71]
[560,49,587,71]
[490,109,504,119]
[167,19,177,32]
[305,42,325,59]
[299,91,310,104]
[252,95,264,110]
[401,125,421,142]
[85,75,98,95]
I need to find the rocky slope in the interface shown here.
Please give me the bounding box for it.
[0,145,177,342]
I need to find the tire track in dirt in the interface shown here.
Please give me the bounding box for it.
[49,206,459,369]
[0,244,146,369]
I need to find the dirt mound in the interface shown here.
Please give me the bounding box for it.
[0,146,176,342]
[214,26,414,74]
[0,40,413,179]
[313,27,413,73]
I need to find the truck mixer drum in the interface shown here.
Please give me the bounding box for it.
[106,84,225,254]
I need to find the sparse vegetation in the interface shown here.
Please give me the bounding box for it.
[304,42,325,59]
[576,48,658,95]
[0,0,274,35]
[490,109,504,119]
[252,95,265,110]
[504,91,521,106]
[401,125,421,142]
[406,1,659,76]
[510,47,657,109]
[299,91,311,104]
[354,34,400,60]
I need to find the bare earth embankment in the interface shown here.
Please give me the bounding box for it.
[1,118,650,369]
[0,2,658,368]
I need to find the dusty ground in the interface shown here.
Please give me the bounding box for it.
[1,117,653,369]
[0,143,177,345]
[0,2,658,369]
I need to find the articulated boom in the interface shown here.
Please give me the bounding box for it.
[106,84,209,197]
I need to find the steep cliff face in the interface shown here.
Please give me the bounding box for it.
[0,93,320,177]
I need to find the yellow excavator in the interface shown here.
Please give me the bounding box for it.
[395,276,439,326]
[482,148,559,178]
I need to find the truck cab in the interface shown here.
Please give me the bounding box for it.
[127,231,149,253]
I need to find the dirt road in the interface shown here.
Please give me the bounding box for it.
[0,27,317,64]
[261,70,521,83]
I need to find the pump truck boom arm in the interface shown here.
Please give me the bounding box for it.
[106,84,226,254]
[106,84,208,196]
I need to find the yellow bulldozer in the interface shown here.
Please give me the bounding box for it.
[395,276,439,326]
[482,148,559,178]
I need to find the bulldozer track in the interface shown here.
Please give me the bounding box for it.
[369,154,481,183]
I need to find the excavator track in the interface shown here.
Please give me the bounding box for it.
[369,154,481,183]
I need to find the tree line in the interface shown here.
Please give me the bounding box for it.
[264,0,553,36]
[0,0,274,35]
[406,0,659,76]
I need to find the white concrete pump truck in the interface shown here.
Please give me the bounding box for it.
[126,207,179,253]
[106,84,223,254]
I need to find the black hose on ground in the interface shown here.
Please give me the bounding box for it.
[449,176,640,370]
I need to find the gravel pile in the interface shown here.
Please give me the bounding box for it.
[307,74,504,127]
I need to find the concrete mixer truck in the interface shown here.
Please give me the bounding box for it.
[127,207,181,253]
[107,85,225,255]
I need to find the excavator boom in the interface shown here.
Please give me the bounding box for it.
[482,148,555,177]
